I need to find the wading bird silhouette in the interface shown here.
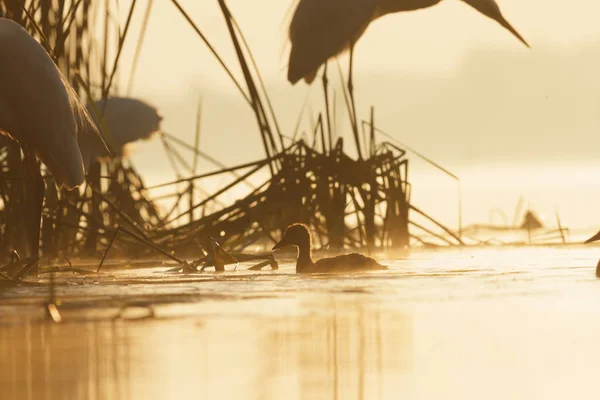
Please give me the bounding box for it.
[79,97,162,171]
[288,0,528,84]
[584,231,600,277]
[0,18,99,257]
[287,0,529,154]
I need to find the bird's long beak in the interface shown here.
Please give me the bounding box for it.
[462,0,530,48]
[495,14,529,48]
[272,238,287,251]
[585,231,600,244]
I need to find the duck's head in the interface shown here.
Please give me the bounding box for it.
[272,224,311,251]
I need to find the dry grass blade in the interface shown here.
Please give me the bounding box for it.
[102,0,137,99]
[98,225,190,271]
[126,0,153,95]
[170,0,251,106]
[231,15,284,151]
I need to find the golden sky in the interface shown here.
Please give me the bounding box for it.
[123,0,600,88]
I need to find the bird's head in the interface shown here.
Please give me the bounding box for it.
[273,223,311,251]
[461,0,529,48]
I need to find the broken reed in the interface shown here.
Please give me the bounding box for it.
[144,139,413,256]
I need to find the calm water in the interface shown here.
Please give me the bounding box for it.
[1,245,600,400]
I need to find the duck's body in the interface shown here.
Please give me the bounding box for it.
[273,224,387,274]
[300,252,387,274]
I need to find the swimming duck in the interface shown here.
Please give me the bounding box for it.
[584,231,600,278]
[272,224,387,273]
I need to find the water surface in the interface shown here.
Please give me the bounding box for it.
[1,246,599,399]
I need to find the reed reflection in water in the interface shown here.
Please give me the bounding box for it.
[0,321,133,400]
[0,298,411,400]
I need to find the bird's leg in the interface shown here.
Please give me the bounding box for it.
[348,44,362,159]
[321,62,333,153]
[23,152,45,262]
[348,45,357,127]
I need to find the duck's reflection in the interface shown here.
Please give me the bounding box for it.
[0,299,412,400]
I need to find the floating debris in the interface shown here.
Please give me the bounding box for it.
[520,210,544,231]
[45,272,62,323]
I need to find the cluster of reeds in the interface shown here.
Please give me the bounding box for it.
[0,0,463,272]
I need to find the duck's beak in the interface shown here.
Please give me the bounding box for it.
[461,0,530,48]
[585,231,600,244]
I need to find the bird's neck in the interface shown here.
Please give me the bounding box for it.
[296,243,314,271]
[375,0,443,19]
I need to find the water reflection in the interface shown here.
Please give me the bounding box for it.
[0,321,132,400]
[258,299,412,400]
[4,247,600,399]
[0,298,411,400]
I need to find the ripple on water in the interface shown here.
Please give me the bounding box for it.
[1,246,600,399]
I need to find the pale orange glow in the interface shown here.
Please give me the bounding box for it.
[3,249,600,399]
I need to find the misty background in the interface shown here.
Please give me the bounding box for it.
[102,0,600,232]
